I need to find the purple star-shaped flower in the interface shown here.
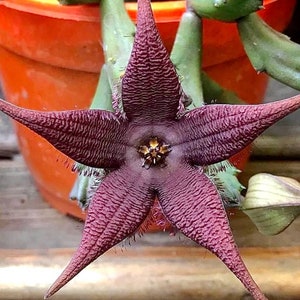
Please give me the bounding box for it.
[0,0,300,299]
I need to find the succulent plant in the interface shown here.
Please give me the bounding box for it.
[1,0,299,299]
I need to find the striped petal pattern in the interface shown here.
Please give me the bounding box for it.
[177,95,300,166]
[45,165,155,298]
[0,1,299,300]
[122,0,182,123]
[0,99,128,168]
[157,164,267,300]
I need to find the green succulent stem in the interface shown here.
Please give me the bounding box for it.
[101,0,135,90]
[69,173,90,208]
[90,65,113,110]
[68,0,247,210]
[188,0,263,22]
[204,161,245,207]
[200,73,246,205]
[238,13,300,90]
[70,0,135,206]
[171,10,204,108]
[169,7,245,205]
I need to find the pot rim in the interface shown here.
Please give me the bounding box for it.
[0,0,184,22]
[0,0,280,22]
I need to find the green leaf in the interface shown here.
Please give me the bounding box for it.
[242,173,300,235]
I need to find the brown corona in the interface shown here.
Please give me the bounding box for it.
[138,137,171,168]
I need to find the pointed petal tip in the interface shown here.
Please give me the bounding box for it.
[43,166,154,298]
[122,0,181,122]
[158,165,267,299]
[44,279,62,299]
[271,93,300,112]
[44,276,67,299]
[42,251,93,299]
[179,93,300,166]
[1,98,127,169]
[44,290,52,299]
[135,0,156,43]
[0,98,22,117]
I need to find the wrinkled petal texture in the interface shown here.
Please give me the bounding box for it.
[45,165,155,298]
[0,99,128,168]
[178,96,300,166]
[157,164,266,300]
[122,0,182,124]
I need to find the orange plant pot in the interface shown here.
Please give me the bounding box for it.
[0,0,296,220]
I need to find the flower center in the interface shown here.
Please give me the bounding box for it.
[138,137,171,169]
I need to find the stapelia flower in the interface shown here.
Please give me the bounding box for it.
[0,0,300,299]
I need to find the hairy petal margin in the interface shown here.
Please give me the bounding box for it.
[122,0,182,123]
[177,95,300,166]
[157,164,267,300]
[0,99,128,168]
[45,165,155,298]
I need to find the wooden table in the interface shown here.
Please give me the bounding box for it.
[0,144,300,299]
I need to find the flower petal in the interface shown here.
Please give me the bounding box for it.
[44,164,154,298]
[157,164,266,300]
[177,95,300,165]
[0,99,128,168]
[121,0,182,123]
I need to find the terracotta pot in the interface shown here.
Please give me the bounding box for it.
[0,0,296,220]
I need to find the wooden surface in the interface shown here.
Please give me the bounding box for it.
[0,113,18,158]
[0,139,299,300]
[0,79,300,299]
[0,247,299,300]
